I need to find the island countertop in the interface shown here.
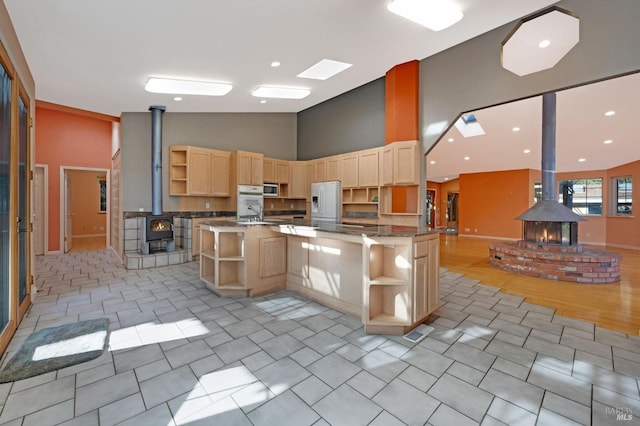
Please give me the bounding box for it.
[200,218,439,238]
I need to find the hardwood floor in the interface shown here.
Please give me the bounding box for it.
[69,235,106,252]
[439,234,640,336]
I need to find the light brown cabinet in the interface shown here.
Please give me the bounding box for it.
[358,149,379,187]
[259,236,287,278]
[381,140,420,186]
[311,159,327,183]
[288,161,308,199]
[326,155,341,182]
[169,146,230,196]
[263,157,289,184]
[341,153,358,188]
[235,151,264,186]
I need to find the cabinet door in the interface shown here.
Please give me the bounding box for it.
[381,145,394,186]
[358,149,379,187]
[263,157,276,183]
[275,160,289,183]
[326,156,341,182]
[289,161,308,199]
[313,159,327,182]
[341,154,358,188]
[188,149,213,195]
[236,152,253,185]
[211,150,230,196]
[413,255,429,322]
[427,238,440,313]
[394,141,419,185]
[259,236,287,278]
[287,236,309,278]
[251,154,264,185]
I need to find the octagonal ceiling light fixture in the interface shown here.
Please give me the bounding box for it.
[502,7,579,77]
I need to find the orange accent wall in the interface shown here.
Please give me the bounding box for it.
[68,170,107,236]
[35,104,113,252]
[459,170,532,239]
[386,60,419,213]
[385,60,419,143]
[605,160,639,248]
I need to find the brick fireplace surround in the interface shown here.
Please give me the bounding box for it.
[489,241,622,284]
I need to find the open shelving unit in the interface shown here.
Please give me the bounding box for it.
[169,148,188,195]
[199,225,249,296]
[365,240,411,326]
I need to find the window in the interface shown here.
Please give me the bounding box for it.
[611,177,632,215]
[558,178,603,215]
[99,179,107,213]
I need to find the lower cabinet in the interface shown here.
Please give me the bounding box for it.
[200,224,287,297]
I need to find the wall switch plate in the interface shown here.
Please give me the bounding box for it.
[205,202,210,209]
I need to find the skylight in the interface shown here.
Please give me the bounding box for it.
[297,59,352,80]
[454,114,485,137]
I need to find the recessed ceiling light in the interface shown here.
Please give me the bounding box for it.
[578,158,586,162]
[297,59,352,80]
[538,39,551,48]
[512,126,520,132]
[387,0,463,31]
[271,61,281,67]
[145,77,232,96]
[447,138,454,142]
[429,160,436,164]
[444,177,449,181]
[604,110,615,116]
[252,86,311,99]
[173,97,182,102]
[260,100,267,104]
[603,139,613,144]
[523,149,531,154]
[464,156,470,160]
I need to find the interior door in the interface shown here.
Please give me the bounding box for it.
[426,190,436,227]
[447,191,459,230]
[33,166,44,255]
[64,171,72,253]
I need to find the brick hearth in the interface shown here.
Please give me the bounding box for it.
[489,241,622,284]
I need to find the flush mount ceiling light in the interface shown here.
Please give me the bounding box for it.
[502,7,579,76]
[252,86,311,99]
[297,59,353,80]
[387,0,463,31]
[145,77,232,96]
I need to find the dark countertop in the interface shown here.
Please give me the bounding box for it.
[200,218,437,238]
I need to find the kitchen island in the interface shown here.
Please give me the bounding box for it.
[200,219,439,334]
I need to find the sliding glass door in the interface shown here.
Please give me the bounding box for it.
[0,62,11,332]
[18,93,30,317]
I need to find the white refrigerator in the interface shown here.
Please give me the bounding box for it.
[311,181,341,222]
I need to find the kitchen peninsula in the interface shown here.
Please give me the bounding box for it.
[200,220,439,335]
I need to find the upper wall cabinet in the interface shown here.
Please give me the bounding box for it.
[358,148,380,187]
[326,155,342,182]
[288,161,308,199]
[264,157,290,184]
[341,153,358,188]
[381,140,420,186]
[169,146,230,196]
[235,150,264,186]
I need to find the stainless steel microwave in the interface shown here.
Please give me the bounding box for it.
[263,183,278,197]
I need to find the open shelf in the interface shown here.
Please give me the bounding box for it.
[218,232,245,258]
[200,256,215,288]
[219,260,245,287]
[368,243,409,282]
[368,284,409,324]
[343,187,379,204]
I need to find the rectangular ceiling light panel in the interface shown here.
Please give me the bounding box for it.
[145,77,232,96]
[297,59,353,80]
[387,0,463,31]
[252,86,311,99]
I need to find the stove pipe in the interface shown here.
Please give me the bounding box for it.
[149,105,166,216]
[541,93,556,201]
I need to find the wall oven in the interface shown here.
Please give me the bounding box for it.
[263,183,279,197]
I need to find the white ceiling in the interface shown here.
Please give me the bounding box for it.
[4,0,558,115]
[427,72,640,182]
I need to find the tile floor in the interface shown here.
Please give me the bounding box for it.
[0,249,638,425]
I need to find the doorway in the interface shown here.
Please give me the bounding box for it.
[426,189,436,227]
[60,167,110,253]
[33,165,47,255]
[446,191,459,232]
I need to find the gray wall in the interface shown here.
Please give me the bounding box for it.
[420,0,640,154]
[297,78,385,160]
[121,112,297,212]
